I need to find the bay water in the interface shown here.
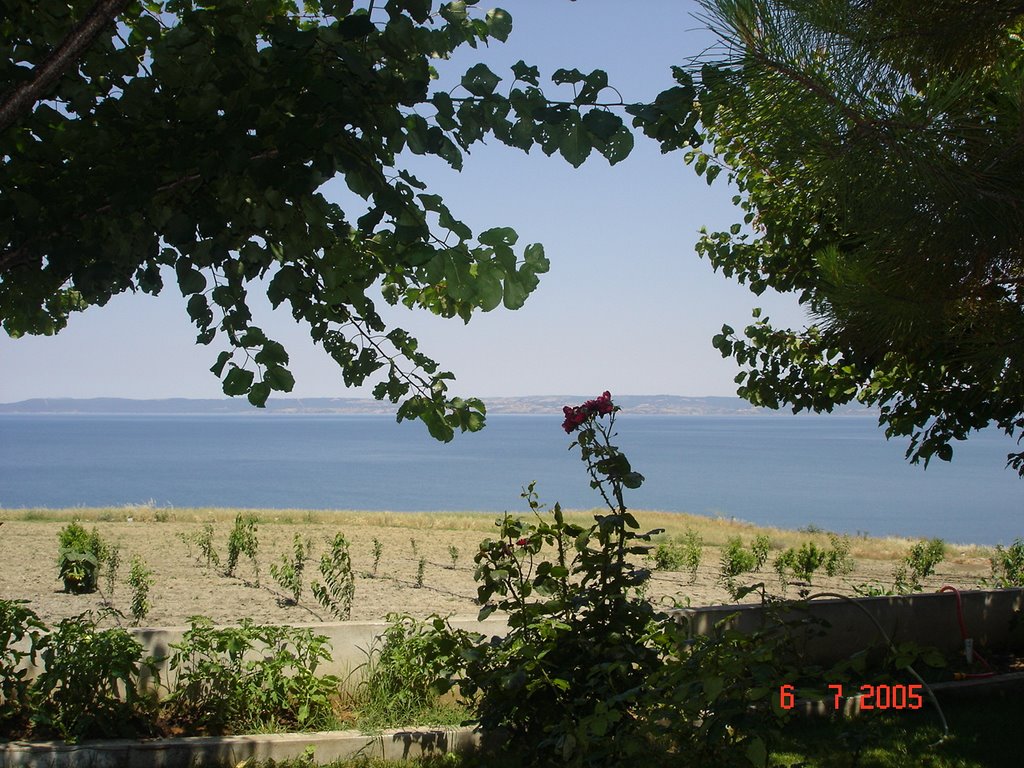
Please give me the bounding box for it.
[0,413,1020,545]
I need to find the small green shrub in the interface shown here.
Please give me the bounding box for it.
[989,538,1024,587]
[643,610,808,766]
[824,533,855,577]
[311,533,355,620]
[775,535,854,589]
[30,614,156,742]
[774,541,827,585]
[165,618,339,734]
[0,600,48,732]
[353,614,465,730]
[653,529,703,582]
[56,522,106,593]
[271,534,313,605]
[180,522,220,569]
[415,557,426,588]
[653,540,686,570]
[447,544,459,569]
[751,534,771,570]
[100,542,121,599]
[907,538,946,578]
[127,556,154,626]
[371,537,383,577]
[893,538,946,593]
[719,536,766,595]
[226,513,259,582]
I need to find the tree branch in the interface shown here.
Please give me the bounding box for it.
[0,0,133,134]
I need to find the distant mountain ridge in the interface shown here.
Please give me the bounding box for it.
[0,396,874,416]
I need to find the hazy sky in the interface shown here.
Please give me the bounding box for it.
[1,1,809,403]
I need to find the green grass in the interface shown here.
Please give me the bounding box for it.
[770,693,1019,767]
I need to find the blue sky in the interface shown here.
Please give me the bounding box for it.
[0,1,809,403]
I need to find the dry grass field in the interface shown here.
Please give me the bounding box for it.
[0,505,997,628]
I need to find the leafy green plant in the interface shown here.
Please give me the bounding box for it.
[415,557,426,588]
[642,611,806,767]
[751,534,771,570]
[447,544,459,569]
[165,618,339,734]
[371,537,383,577]
[180,522,220,569]
[824,533,855,577]
[653,540,686,570]
[311,533,355,621]
[127,556,154,626]
[100,542,121,600]
[226,513,260,582]
[435,392,666,767]
[653,529,704,582]
[0,600,48,732]
[988,538,1024,587]
[352,614,465,730]
[271,534,313,605]
[719,536,765,595]
[774,541,827,586]
[30,614,156,742]
[56,522,106,593]
[893,538,946,593]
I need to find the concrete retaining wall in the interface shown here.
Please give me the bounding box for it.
[1,727,488,768]
[671,588,1024,666]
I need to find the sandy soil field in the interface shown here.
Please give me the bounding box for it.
[0,508,996,629]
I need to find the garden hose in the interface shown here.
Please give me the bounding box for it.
[805,591,949,745]
[937,585,995,678]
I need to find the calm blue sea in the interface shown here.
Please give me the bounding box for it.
[0,414,1020,545]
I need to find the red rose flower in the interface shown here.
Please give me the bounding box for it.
[561,391,614,432]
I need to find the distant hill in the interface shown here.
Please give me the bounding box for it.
[0,396,875,417]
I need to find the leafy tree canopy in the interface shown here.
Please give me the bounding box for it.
[1,0,694,440]
[678,0,1024,474]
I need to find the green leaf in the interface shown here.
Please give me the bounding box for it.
[440,1,468,23]
[485,8,512,41]
[577,69,609,104]
[462,63,501,97]
[265,365,296,392]
[476,268,503,311]
[745,736,768,767]
[186,294,213,326]
[600,126,634,165]
[703,675,724,703]
[510,60,540,85]
[552,68,584,85]
[248,381,271,407]
[582,109,621,141]
[559,115,592,167]
[255,341,289,366]
[478,227,518,248]
[444,254,473,300]
[210,351,231,377]
[524,242,549,273]
[222,366,255,396]
[176,264,206,295]
[502,273,529,309]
